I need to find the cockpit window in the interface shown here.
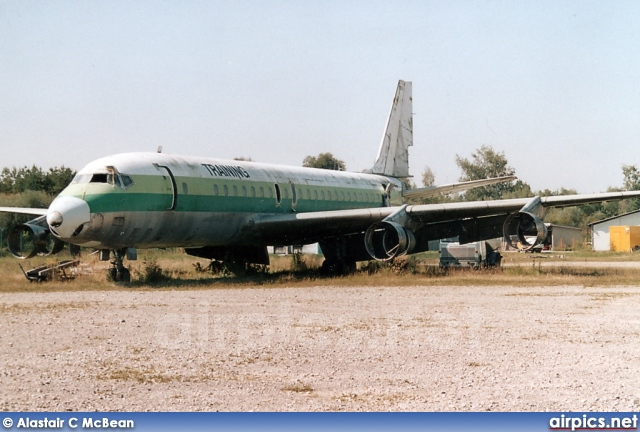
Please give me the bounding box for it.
[120,175,133,187]
[71,173,92,184]
[91,173,110,184]
[71,169,133,189]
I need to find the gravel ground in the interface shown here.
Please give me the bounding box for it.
[2,284,640,411]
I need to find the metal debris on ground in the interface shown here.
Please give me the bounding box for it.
[19,259,80,282]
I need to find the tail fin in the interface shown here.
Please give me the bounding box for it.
[369,80,413,178]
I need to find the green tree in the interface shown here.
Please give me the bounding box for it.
[0,165,75,195]
[502,180,533,199]
[302,153,346,171]
[619,164,640,213]
[0,167,16,193]
[622,164,640,191]
[455,145,518,201]
[421,166,435,187]
[13,165,51,193]
[0,190,53,244]
[47,166,76,195]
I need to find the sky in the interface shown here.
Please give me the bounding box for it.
[2,0,640,193]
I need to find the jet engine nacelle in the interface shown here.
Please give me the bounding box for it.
[503,211,548,251]
[364,221,416,261]
[8,223,65,259]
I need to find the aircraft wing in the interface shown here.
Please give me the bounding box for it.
[402,175,518,202]
[404,191,640,222]
[252,190,640,247]
[253,207,397,245]
[0,207,48,216]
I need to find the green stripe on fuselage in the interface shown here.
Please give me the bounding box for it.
[60,173,389,214]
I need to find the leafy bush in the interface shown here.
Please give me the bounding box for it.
[140,259,166,283]
[359,256,419,275]
[290,252,308,272]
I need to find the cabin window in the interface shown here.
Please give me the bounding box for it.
[214,184,219,196]
[340,191,345,201]
[320,190,325,200]
[232,185,238,196]
[260,187,265,198]
[332,191,338,201]
[223,185,229,196]
[306,189,311,200]
[242,185,247,197]
[251,186,256,197]
[182,182,189,195]
[313,190,318,200]
[268,187,273,199]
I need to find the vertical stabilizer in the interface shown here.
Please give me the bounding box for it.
[369,80,413,178]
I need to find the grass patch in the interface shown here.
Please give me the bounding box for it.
[2,248,640,292]
[97,360,251,384]
[98,366,175,384]
[282,382,314,393]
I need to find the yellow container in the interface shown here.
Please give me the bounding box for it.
[610,226,640,252]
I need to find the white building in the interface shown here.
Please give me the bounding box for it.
[268,244,322,255]
[502,223,583,251]
[588,210,640,251]
[544,224,584,250]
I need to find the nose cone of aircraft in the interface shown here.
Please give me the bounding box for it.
[47,196,91,240]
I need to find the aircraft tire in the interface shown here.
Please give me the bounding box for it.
[321,259,356,276]
[109,267,131,283]
[116,268,131,283]
[108,268,118,282]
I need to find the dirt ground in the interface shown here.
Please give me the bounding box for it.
[1,284,640,411]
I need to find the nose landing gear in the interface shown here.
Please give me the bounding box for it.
[104,248,132,283]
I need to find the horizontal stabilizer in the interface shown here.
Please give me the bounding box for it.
[402,176,518,202]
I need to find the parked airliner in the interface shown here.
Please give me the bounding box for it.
[2,81,640,281]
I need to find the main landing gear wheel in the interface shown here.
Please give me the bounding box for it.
[320,258,356,276]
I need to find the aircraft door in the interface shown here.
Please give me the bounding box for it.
[290,182,298,211]
[384,183,394,207]
[155,164,178,210]
[274,183,282,207]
